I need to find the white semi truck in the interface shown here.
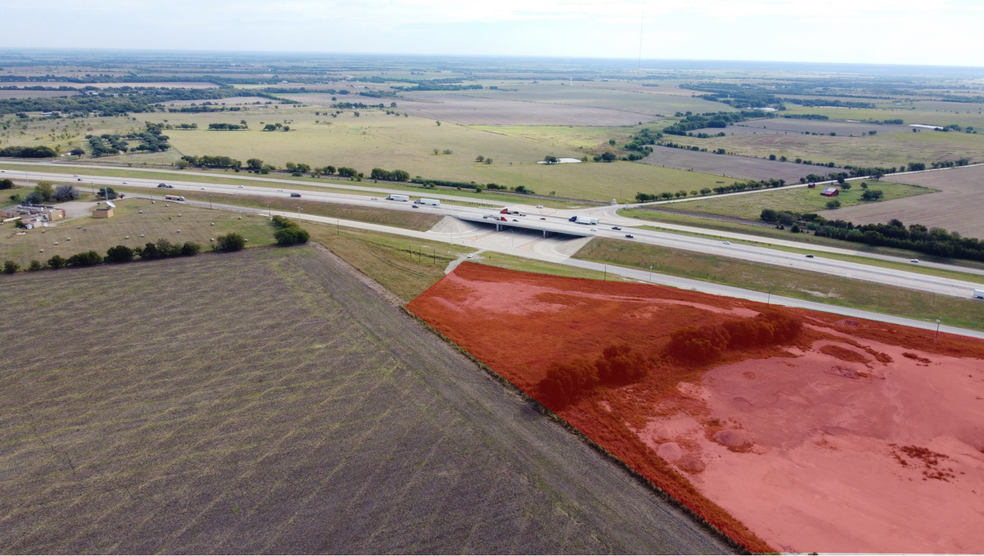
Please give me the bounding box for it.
[569,216,598,225]
[386,194,410,202]
[974,289,984,300]
[418,198,441,206]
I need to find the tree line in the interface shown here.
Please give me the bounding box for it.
[668,311,803,364]
[370,168,410,182]
[0,87,283,117]
[783,98,876,109]
[636,178,787,202]
[761,209,984,262]
[681,83,783,109]
[208,123,246,131]
[662,110,770,136]
[0,146,58,158]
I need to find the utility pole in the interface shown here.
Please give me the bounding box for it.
[935,317,942,343]
[649,265,653,283]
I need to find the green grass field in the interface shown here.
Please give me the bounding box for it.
[152,107,725,202]
[0,197,275,268]
[574,238,984,332]
[305,223,467,301]
[666,181,934,220]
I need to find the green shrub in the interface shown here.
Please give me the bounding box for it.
[66,251,103,267]
[275,227,310,246]
[214,233,246,252]
[3,260,19,274]
[106,245,135,263]
[181,242,202,256]
[47,255,66,269]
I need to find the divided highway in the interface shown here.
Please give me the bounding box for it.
[5,164,984,307]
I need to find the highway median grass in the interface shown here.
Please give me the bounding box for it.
[574,237,984,332]
[124,189,443,232]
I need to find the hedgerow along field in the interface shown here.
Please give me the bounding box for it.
[0,197,274,268]
[665,181,933,221]
[0,247,732,554]
[406,263,984,553]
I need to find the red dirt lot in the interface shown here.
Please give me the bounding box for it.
[407,263,984,554]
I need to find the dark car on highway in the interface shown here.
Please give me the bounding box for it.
[625,234,634,239]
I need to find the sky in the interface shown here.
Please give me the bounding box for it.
[3,0,982,67]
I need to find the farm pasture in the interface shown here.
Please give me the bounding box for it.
[449,83,728,116]
[640,146,836,182]
[667,181,932,221]
[782,104,984,131]
[720,119,911,136]
[157,107,720,201]
[819,164,984,237]
[0,247,730,554]
[695,127,984,169]
[286,92,655,126]
[0,113,137,155]
[0,197,275,267]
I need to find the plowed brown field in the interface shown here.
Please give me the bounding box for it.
[408,263,984,553]
[821,164,984,237]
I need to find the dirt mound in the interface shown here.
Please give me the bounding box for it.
[714,429,751,447]
[820,343,870,364]
[657,442,684,461]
